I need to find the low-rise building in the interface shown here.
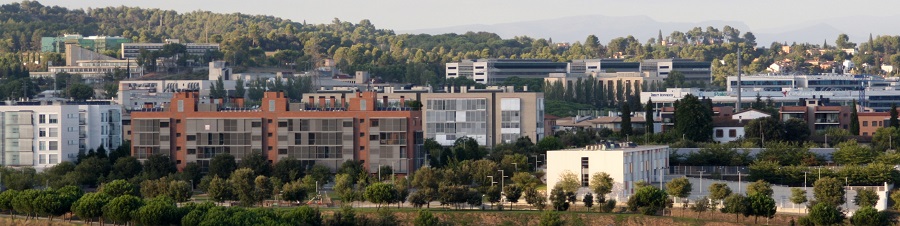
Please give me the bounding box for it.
[0,100,122,170]
[859,111,890,136]
[546,144,669,200]
[779,98,850,133]
[121,40,219,59]
[712,110,770,143]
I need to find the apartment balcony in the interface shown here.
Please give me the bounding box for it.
[79,119,86,125]
[79,133,86,138]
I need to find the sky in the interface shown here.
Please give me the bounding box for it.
[13,0,900,34]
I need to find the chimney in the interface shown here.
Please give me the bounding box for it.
[523,86,528,92]
[339,94,345,109]
[330,96,336,108]
[318,96,326,109]
[383,96,389,108]
[308,96,314,106]
[400,96,406,108]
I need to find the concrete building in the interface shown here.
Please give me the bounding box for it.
[121,41,220,59]
[117,80,238,111]
[130,91,423,174]
[446,59,567,84]
[858,111,890,137]
[640,59,712,83]
[543,72,662,91]
[546,144,669,200]
[41,34,132,53]
[0,100,122,170]
[712,110,770,143]
[779,99,851,133]
[30,43,143,83]
[568,59,640,73]
[641,86,900,112]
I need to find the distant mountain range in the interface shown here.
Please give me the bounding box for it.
[400,14,900,47]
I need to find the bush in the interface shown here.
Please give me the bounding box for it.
[626,186,668,215]
[538,211,564,226]
[850,207,888,226]
[414,210,440,226]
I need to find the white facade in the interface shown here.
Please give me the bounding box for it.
[546,144,669,201]
[0,102,121,170]
[117,80,237,110]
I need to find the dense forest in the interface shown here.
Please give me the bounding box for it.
[2,1,900,106]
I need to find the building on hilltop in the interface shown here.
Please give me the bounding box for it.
[121,39,220,59]
[546,143,669,200]
[129,91,423,175]
[445,59,568,84]
[0,100,122,170]
[41,34,132,54]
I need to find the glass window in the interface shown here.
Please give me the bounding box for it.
[39,155,46,164]
[49,114,58,124]
[39,114,46,124]
[49,128,58,137]
[49,141,58,150]
[49,154,58,164]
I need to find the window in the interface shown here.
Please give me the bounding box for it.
[49,128,58,137]
[49,114,58,124]
[49,154,57,164]
[343,121,352,127]
[39,155,46,164]
[582,174,589,187]
[39,128,47,137]
[39,141,46,151]
[160,121,170,127]
[187,149,196,154]
[359,146,365,150]
[371,119,379,127]
[729,129,737,138]
[863,132,868,136]
[251,122,261,127]
[278,149,287,155]
[49,141,57,150]
[278,121,288,127]
[187,135,196,141]
[715,129,724,138]
[863,121,868,126]
[39,114,46,124]
[581,157,589,169]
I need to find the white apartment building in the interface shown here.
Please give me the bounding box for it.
[0,101,122,170]
[546,144,669,200]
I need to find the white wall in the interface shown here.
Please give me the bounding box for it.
[546,146,669,201]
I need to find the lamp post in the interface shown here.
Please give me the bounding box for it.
[845,177,849,210]
[698,170,706,197]
[738,170,742,194]
[512,163,518,172]
[498,170,507,207]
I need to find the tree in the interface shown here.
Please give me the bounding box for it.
[102,195,143,225]
[808,202,844,226]
[621,102,632,136]
[747,180,773,197]
[524,185,547,210]
[790,188,808,209]
[73,156,111,186]
[590,172,614,203]
[854,188,879,208]
[414,210,440,226]
[744,117,783,145]
[674,94,712,142]
[721,194,747,222]
[108,156,142,181]
[645,99,655,134]
[209,154,237,179]
[504,184,522,210]
[307,164,334,184]
[708,183,732,208]
[365,182,397,208]
[168,180,192,202]
[333,174,354,205]
[207,176,233,203]
[690,197,709,218]
[72,192,111,224]
[234,78,246,99]
[583,193,594,211]
[891,103,898,128]
[556,170,580,194]
[252,175,273,205]
[850,206,888,226]
[539,211,564,226]
[281,180,308,203]
[835,33,856,49]
[133,196,177,226]
[240,151,272,177]
[34,190,65,221]
[627,186,668,215]
[229,168,258,206]
[850,100,860,135]
[783,118,811,142]
[0,190,18,215]
[549,185,569,211]
[100,179,137,197]
[746,193,776,224]
[143,154,176,180]
[666,177,692,215]
[813,177,845,207]
[273,158,306,183]
[66,83,94,101]
[283,206,323,226]
[833,140,878,165]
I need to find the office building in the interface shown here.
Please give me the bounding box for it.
[0,100,122,170]
[130,91,422,174]
[640,59,712,84]
[121,39,220,59]
[568,59,641,74]
[117,80,238,111]
[41,34,132,53]
[546,144,669,200]
[446,59,567,84]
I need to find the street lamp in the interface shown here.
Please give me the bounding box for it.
[498,170,508,208]
[512,163,518,172]
[698,170,706,197]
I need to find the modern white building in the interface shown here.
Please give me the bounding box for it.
[117,80,237,110]
[712,110,770,143]
[0,101,122,170]
[546,144,669,200]
[121,40,220,59]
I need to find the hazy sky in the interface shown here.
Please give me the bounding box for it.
[15,0,900,32]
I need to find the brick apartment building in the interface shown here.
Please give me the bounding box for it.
[130,91,422,175]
